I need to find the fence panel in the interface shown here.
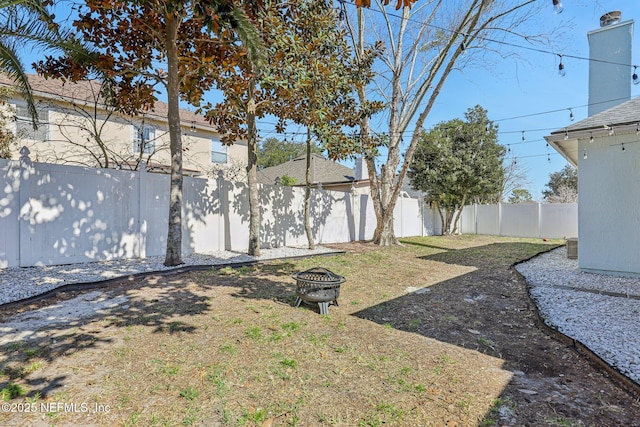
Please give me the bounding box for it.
[460,205,476,234]
[476,204,500,235]
[21,162,140,266]
[500,204,540,237]
[540,203,578,239]
[0,159,20,268]
[463,202,578,239]
[1,154,487,268]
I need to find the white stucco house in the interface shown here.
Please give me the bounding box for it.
[545,11,639,277]
[546,97,640,276]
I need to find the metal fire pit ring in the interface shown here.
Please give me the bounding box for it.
[292,267,346,315]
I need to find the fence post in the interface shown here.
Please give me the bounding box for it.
[138,161,147,259]
[18,146,32,267]
[217,170,226,251]
[537,202,542,238]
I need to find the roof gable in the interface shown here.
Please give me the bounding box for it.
[257,154,356,185]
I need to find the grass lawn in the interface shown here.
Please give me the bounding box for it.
[0,235,563,426]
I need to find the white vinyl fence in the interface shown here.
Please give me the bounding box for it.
[460,202,578,239]
[1,154,438,268]
[0,153,578,268]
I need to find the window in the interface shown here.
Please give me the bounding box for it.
[132,125,155,154]
[211,138,227,164]
[14,103,49,141]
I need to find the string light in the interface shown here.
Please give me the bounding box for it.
[608,126,615,136]
[622,143,625,151]
[583,149,587,160]
[558,55,566,77]
[633,66,640,85]
[521,131,525,143]
[552,0,563,14]
[636,123,640,134]
[590,132,594,143]
[564,130,569,140]
[569,109,574,121]
[547,153,551,162]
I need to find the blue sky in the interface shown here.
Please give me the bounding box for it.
[251,1,640,199]
[425,1,640,200]
[21,0,639,200]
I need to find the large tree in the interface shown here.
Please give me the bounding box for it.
[208,0,380,253]
[37,0,262,266]
[543,164,577,203]
[345,0,558,245]
[409,105,505,234]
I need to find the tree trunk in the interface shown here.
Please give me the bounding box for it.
[304,128,315,249]
[444,208,454,235]
[163,15,183,266]
[246,79,260,256]
[434,201,446,236]
[374,209,398,245]
[450,195,467,235]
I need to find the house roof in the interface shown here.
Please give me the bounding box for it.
[545,96,640,167]
[257,154,357,186]
[0,73,220,134]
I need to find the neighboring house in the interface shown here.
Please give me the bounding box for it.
[0,73,247,176]
[257,153,369,193]
[545,12,638,277]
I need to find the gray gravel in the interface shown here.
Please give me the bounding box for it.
[0,246,338,306]
[515,246,640,384]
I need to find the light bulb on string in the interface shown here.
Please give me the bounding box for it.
[622,143,626,152]
[564,130,569,140]
[590,132,594,143]
[552,0,563,14]
[521,131,525,143]
[583,149,587,160]
[633,66,640,85]
[636,123,640,134]
[548,154,551,163]
[608,126,614,136]
[558,55,566,77]
[569,109,574,121]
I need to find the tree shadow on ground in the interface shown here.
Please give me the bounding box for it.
[0,274,215,399]
[352,242,640,426]
[0,261,310,401]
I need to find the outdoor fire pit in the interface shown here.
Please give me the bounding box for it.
[292,267,345,315]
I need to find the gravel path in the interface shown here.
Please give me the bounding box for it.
[515,246,640,385]
[0,246,338,306]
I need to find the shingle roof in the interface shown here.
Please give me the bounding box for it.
[544,96,640,167]
[0,73,217,132]
[257,154,356,185]
[551,96,640,135]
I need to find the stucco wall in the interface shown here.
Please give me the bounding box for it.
[578,133,640,275]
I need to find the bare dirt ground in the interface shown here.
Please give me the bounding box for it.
[1,235,639,426]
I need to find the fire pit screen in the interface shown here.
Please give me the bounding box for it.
[292,267,346,315]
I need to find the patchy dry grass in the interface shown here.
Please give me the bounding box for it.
[4,235,637,427]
